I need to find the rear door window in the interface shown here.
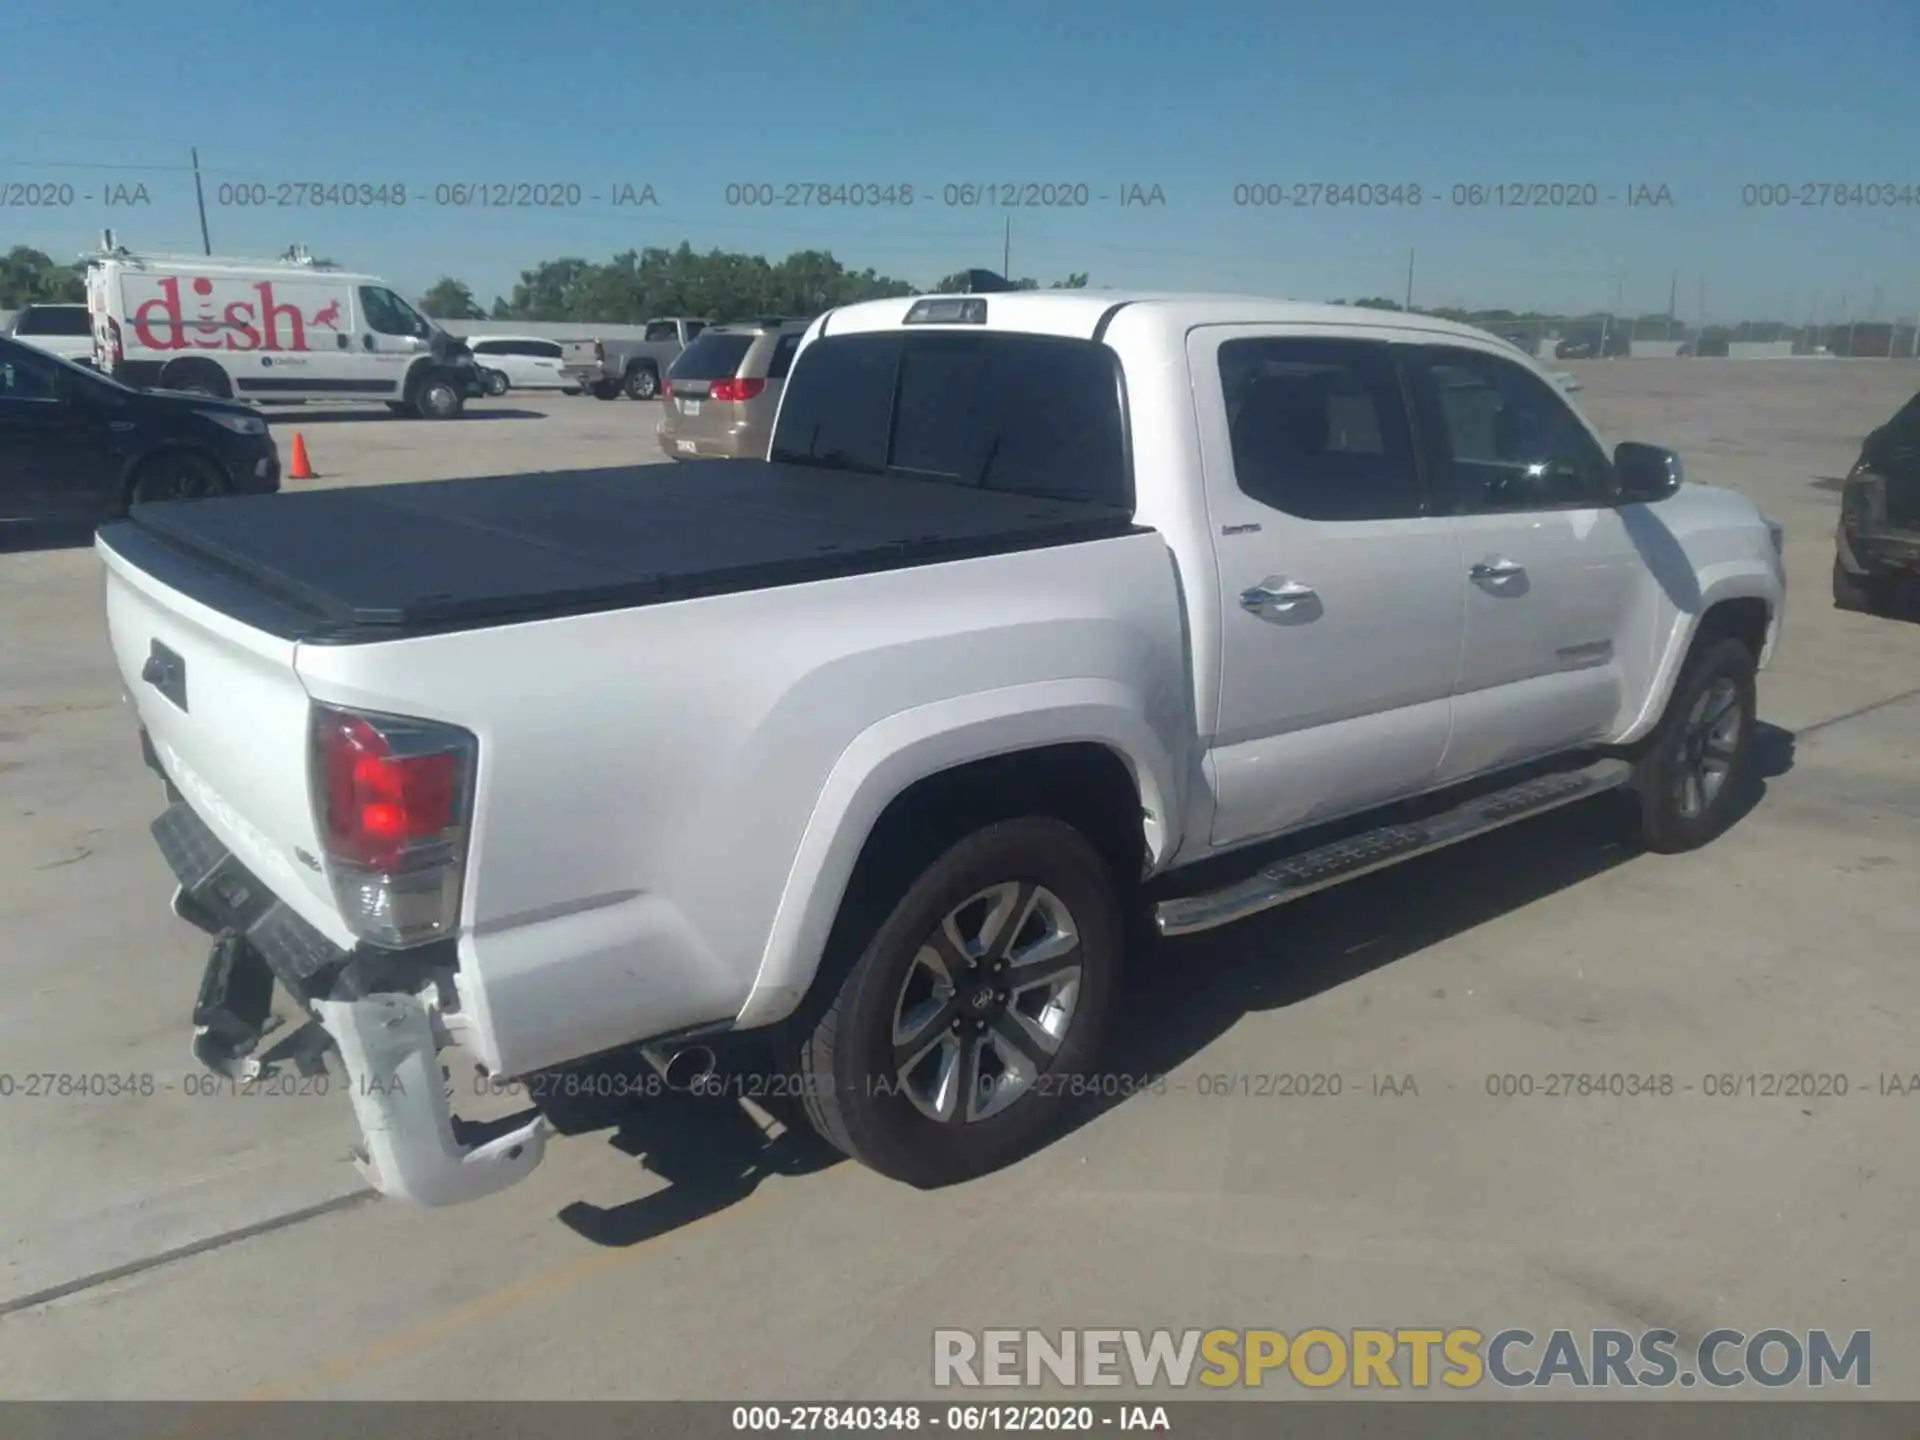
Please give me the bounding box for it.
[766,333,802,380]
[1217,337,1424,521]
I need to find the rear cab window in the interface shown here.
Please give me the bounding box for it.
[16,307,92,337]
[770,330,1132,509]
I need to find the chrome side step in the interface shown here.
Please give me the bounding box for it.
[1154,757,1635,938]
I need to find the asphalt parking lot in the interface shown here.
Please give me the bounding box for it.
[1,367,1917,1400]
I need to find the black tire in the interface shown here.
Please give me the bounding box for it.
[158,361,232,400]
[1832,555,1888,615]
[482,368,509,398]
[791,817,1123,1189]
[127,450,230,507]
[413,373,464,419]
[624,365,659,400]
[590,379,621,401]
[1632,635,1758,854]
[385,401,415,416]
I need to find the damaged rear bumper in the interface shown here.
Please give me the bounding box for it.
[154,792,549,1207]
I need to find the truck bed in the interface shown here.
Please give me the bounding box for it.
[96,461,1142,644]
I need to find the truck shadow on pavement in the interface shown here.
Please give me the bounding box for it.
[0,520,100,553]
[1075,722,1797,1140]
[546,726,1794,1245]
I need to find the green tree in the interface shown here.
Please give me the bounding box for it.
[418,278,486,320]
[0,245,86,307]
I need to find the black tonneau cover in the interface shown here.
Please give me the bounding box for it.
[98,461,1142,644]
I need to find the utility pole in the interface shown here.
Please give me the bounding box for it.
[191,147,212,256]
[1667,270,1678,339]
[1002,217,1010,280]
[1404,249,1415,310]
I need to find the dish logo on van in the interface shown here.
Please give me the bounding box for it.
[128,276,343,354]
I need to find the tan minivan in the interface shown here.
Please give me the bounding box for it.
[657,319,809,461]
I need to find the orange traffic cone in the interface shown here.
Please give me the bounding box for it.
[288,432,315,480]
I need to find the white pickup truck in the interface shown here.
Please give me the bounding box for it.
[98,291,1786,1206]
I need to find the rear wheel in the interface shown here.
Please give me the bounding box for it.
[158,360,232,400]
[1633,636,1758,853]
[624,365,659,400]
[385,401,415,416]
[791,817,1123,1188]
[128,451,230,507]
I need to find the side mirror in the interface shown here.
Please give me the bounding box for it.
[1614,442,1683,502]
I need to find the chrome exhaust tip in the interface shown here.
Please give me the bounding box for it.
[643,1043,717,1091]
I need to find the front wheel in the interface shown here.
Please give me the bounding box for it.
[482,368,509,397]
[792,817,1123,1188]
[1633,636,1758,853]
[414,374,465,419]
[590,379,621,401]
[128,451,230,507]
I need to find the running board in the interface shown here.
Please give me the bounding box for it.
[1154,757,1635,938]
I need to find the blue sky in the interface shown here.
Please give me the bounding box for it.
[3,0,1916,321]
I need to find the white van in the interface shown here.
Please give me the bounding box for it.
[86,241,485,418]
[465,334,579,393]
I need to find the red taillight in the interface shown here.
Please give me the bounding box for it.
[310,706,475,948]
[316,711,465,870]
[708,377,765,403]
[661,379,673,397]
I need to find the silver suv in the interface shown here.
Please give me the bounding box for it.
[657,319,808,461]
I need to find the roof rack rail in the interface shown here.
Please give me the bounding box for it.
[77,235,344,270]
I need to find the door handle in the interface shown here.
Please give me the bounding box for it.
[1240,578,1318,614]
[1471,558,1526,582]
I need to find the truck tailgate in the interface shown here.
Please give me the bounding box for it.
[98,532,349,948]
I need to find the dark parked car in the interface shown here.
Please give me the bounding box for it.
[1834,387,1920,617]
[1,334,281,526]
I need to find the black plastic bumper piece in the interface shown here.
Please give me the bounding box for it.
[151,799,348,993]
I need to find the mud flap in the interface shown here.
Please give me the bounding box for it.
[190,933,277,1082]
